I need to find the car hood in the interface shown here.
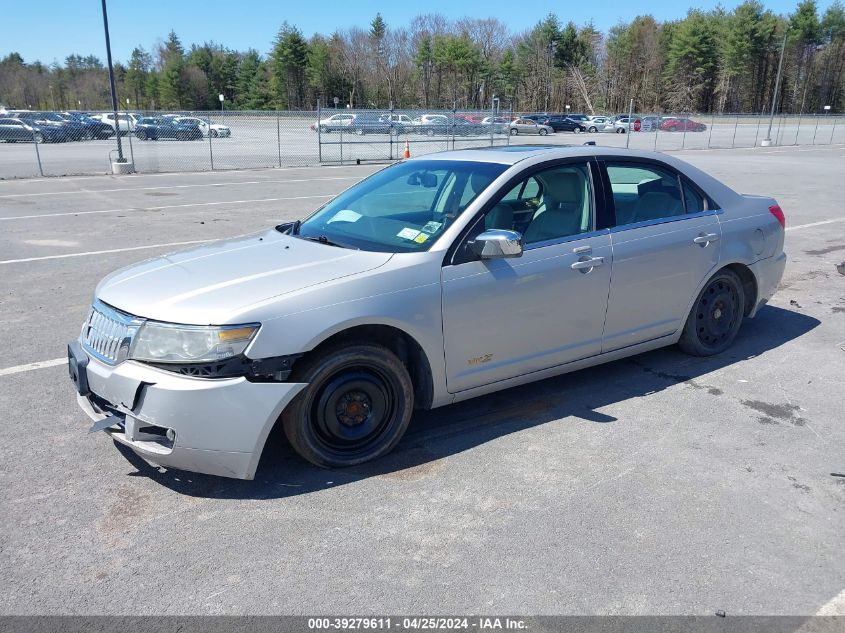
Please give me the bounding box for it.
[96,229,393,324]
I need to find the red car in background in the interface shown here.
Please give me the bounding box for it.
[660,117,707,132]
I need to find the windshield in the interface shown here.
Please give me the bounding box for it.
[294,159,507,253]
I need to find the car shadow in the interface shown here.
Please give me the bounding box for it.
[115,305,819,499]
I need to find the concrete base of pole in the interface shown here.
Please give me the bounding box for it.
[111,160,135,175]
[760,139,773,147]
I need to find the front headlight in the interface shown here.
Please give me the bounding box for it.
[129,322,259,363]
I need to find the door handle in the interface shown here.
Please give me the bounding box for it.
[693,233,720,246]
[571,256,605,270]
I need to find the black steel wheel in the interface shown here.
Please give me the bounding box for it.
[282,343,414,468]
[679,269,746,356]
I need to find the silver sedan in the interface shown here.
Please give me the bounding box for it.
[509,118,554,136]
[69,146,786,478]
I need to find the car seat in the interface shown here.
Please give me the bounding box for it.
[523,171,585,242]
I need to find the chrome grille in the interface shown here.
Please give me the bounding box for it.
[80,301,141,365]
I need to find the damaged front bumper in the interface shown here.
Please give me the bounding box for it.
[70,344,306,479]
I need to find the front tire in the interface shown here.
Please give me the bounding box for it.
[679,269,745,356]
[510,128,518,136]
[282,343,414,468]
[210,129,218,138]
[539,128,548,136]
[588,126,598,133]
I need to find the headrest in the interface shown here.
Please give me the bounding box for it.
[541,171,583,205]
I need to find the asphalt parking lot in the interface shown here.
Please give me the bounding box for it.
[1,145,844,615]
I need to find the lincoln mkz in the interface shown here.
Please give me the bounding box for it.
[68,146,786,478]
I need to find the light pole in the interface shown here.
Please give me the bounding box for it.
[762,29,789,147]
[100,0,124,162]
[219,93,224,124]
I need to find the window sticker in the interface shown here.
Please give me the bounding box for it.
[397,227,421,240]
[413,233,429,244]
[421,221,443,234]
[327,209,362,224]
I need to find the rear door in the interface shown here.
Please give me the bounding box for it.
[599,159,721,351]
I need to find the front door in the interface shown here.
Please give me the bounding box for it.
[600,159,722,351]
[442,161,613,393]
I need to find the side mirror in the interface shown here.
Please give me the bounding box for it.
[470,229,524,259]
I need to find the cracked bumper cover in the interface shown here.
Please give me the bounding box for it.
[76,353,306,479]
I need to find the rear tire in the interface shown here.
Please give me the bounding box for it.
[539,128,548,136]
[679,269,745,356]
[176,131,187,141]
[574,127,581,134]
[588,126,597,133]
[210,129,218,138]
[33,132,44,143]
[282,343,414,468]
[136,130,147,140]
[510,128,518,136]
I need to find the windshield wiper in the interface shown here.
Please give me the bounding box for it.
[298,234,358,249]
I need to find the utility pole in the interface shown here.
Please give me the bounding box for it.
[100,0,124,161]
[762,29,788,147]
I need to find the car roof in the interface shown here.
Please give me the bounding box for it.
[412,145,690,167]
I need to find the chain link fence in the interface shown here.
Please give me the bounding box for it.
[0,109,842,179]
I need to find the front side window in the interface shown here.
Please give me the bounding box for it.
[296,160,507,253]
[606,162,685,226]
[482,162,593,245]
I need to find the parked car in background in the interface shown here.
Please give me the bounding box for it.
[610,117,642,133]
[480,116,510,133]
[660,117,707,132]
[68,145,786,477]
[0,117,57,143]
[416,116,485,137]
[586,116,612,132]
[565,113,590,123]
[639,116,662,132]
[310,112,356,132]
[59,112,115,139]
[173,116,231,138]
[349,113,414,136]
[542,115,586,133]
[509,118,554,136]
[94,112,142,135]
[411,114,449,128]
[13,111,82,141]
[134,117,203,141]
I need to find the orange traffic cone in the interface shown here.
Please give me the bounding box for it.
[403,140,411,159]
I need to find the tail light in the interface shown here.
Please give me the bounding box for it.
[769,204,786,229]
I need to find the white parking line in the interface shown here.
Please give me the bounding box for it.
[0,194,334,221]
[816,588,845,615]
[0,358,67,377]
[0,176,358,199]
[0,239,213,265]
[786,218,845,231]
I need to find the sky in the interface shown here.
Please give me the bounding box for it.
[3,0,839,66]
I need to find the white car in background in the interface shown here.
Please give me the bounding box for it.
[585,116,612,133]
[173,117,231,138]
[93,112,142,135]
[411,114,449,127]
[311,113,356,132]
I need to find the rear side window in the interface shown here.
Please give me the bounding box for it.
[682,180,707,213]
[605,162,685,226]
